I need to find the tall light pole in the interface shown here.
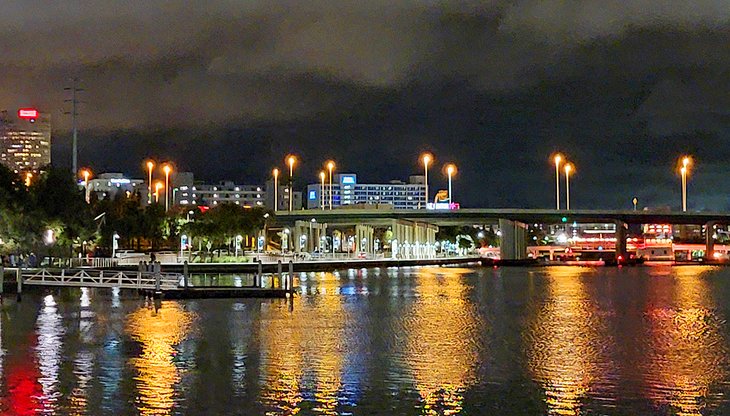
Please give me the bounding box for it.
[163,164,172,211]
[154,181,164,203]
[146,160,154,205]
[319,171,326,209]
[553,154,562,210]
[565,163,573,210]
[80,168,91,203]
[422,153,432,208]
[445,163,457,204]
[64,78,83,175]
[287,155,296,212]
[680,156,691,212]
[272,168,279,212]
[326,160,335,210]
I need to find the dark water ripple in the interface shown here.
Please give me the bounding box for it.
[0,265,729,414]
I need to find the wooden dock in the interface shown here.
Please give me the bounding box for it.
[0,267,293,299]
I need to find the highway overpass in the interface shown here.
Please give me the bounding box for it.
[274,208,730,227]
[274,208,730,261]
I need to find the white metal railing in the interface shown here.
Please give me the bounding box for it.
[22,268,181,290]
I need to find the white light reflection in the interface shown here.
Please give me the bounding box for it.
[35,294,64,413]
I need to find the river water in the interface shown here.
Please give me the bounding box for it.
[1,265,730,415]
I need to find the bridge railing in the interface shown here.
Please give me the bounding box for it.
[22,268,181,290]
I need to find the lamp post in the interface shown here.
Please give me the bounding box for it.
[632,197,638,211]
[680,156,691,212]
[80,169,92,203]
[445,163,457,204]
[287,155,296,212]
[272,168,279,212]
[319,171,326,209]
[564,163,573,210]
[553,154,562,210]
[163,164,172,211]
[154,181,163,203]
[146,160,154,205]
[422,153,432,208]
[326,160,335,210]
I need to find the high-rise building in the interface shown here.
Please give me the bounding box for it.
[306,174,426,209]
[0,109,51,173]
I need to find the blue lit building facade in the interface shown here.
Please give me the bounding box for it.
[306,174,426,210]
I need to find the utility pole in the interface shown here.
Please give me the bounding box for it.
[64,78,83,175]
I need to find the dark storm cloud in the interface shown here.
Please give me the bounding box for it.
[2,1,729,208]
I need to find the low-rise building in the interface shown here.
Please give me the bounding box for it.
[85,173,144,201]
[306,174,426,209]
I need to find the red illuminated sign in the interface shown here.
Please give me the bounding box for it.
[17,108,38,119]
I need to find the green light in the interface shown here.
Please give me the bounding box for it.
[561,217,568,223]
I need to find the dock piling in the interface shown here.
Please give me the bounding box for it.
[276,260,282,289]
[183,261,189,289]
[16,268,22,302]
[288,260,294,294]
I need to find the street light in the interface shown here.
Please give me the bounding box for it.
[80,168,92,203]
[445,163,457,204]
[553,154,562,210]
[421,153,432,208]
[146,160,154,205]
[154,181,164,203]
[326,160,335,210]
[24,172,33,187]
[272,168,280,212]
[162,164,172,211]
[680,156,691,212]
[286,155,296,212]
[564,163,573,210]
[319,171,326,209]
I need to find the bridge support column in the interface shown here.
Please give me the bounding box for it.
[355,225,374,254]
[706,221,716,260]
[498,219,527,260]
[615,221,628,262]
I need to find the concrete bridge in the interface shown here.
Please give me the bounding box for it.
[274,208,730,260]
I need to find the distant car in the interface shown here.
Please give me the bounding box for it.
[357,251,368,259]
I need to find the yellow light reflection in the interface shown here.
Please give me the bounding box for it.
[527,267,601,415]
[126,301,194,416]
[642,266,726,415]
[259,271,346,415]
[258,300,305,414]
[405,267,480,415]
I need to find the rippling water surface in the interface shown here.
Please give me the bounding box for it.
[2,266,730,415]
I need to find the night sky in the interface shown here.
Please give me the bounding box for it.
[2,1,729,209]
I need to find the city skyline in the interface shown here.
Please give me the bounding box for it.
[2,2,729,209]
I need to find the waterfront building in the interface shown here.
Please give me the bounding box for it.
[85,173,144,200]
[0,109,51,173]
[306,173,426,209]
[264,179,303,211]
[173,173,276,208]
